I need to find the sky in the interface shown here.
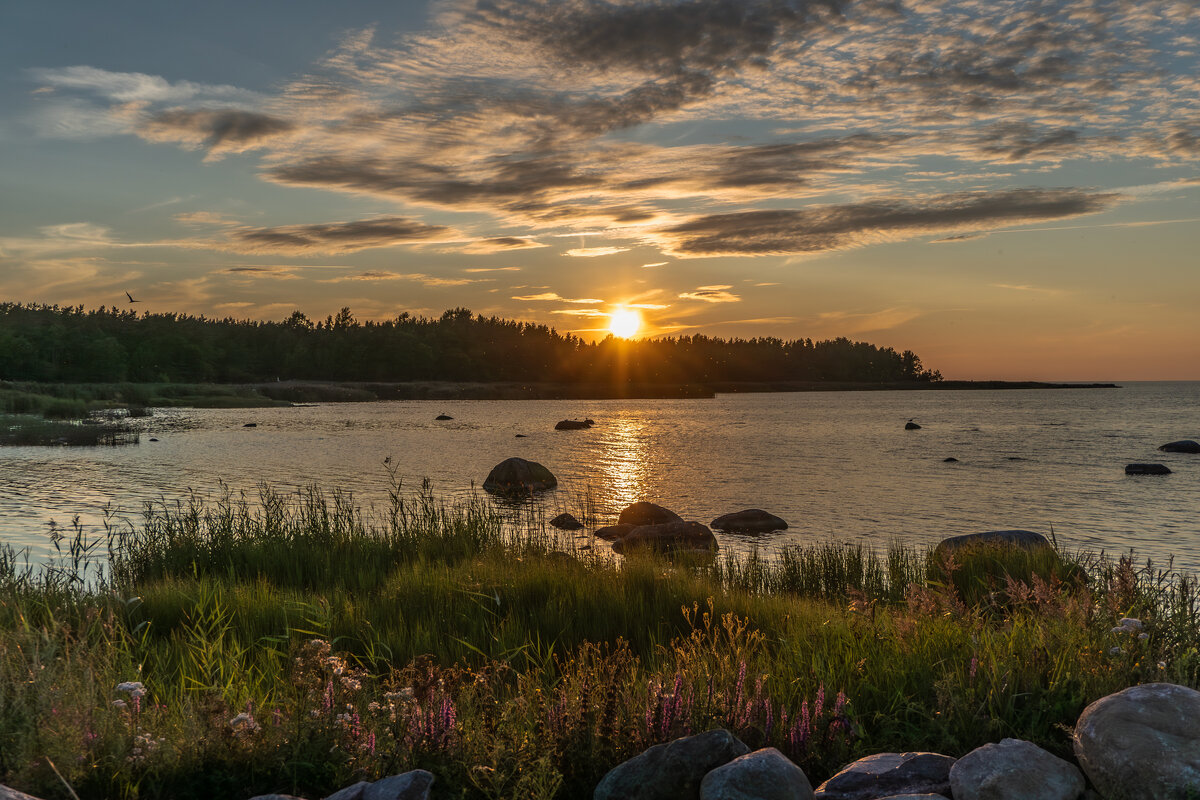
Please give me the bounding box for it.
[1,0,1198,380]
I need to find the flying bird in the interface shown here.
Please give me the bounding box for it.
[125,292,141,303]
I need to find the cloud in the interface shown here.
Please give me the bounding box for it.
[174,211,239,226]
[678,285,741,303]
[464,266,522,273]
[816,307,921,332]
[139,109,296,158]
[226,216,455,254]
[564,246,630,257]
[457,237,547,253]
[641,261,668,268]
[28,66,259,104]
[512,292,603,303]
[659,188,1119,256]
[991,283,1065,295]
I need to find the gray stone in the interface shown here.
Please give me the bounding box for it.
[711,509,789,533]
[594,728,750,800]
[876,796,950,800]
[249,796,306,800]
[1158,440,1200,453]
[949,738,1084,800]
[700,747,814,800]
[550,512,584,530]
[618,501,684,527]
[1125,463,1172,475]
[363,770,435,800]
[1074,682,1200,800]
[324,782,370,800]
[814,752,955,800]
[595,523,636,541]
[1,786,47,800]
[611,521,718,556]
[482,457,557,494]
[934,530,1050,559]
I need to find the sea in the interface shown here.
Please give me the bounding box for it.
[2,382,1198,574]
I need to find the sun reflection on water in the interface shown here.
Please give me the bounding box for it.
[592,415,652,512]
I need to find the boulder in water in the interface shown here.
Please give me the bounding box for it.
[482,457,557,495]
[435,414,453,421]
[710,509,788,533]
[595,523,636,541]
[943,457,959,463]
[1158,439,1200,453]
[555,419,594,430]
[618,501,683,527]
[905,421,922,430]
[933,530,1050,560]
[611,521,717,555]
[550,512,583,530]
[1125,463,1171,475]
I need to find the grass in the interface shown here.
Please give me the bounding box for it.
[0,414,140,446]
[0,484,1197,799]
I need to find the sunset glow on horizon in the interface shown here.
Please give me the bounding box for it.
[2,0,1198,380]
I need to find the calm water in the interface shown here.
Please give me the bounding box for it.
[2,383,1199,573]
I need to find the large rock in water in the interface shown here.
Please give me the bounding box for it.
[482,457,557,494]
[594,729,750,800]
[933,530,1050,559]
[611,521,717,555]
[948,739,1084,800]
[1125,463,1171,475]
[619,501,684,526]
[711,509,788,533]
[814,752,955,800]
[595,523,637,541]
[1073,683,1200,799]
[1158,439,1200,453]
[550,512,583,530]
[700,747,815,800]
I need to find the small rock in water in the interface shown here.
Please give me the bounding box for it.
[555,419,594,430]
[949,738,1084,800]
[1074,683,1200,800]
[710,509,788,533]
[482,457,557,494]
[1125,463,1171,475]
[149,437,159,442]
[550,512,584,530]
[618,501,683,526]
[1158,439,1200,453]
[700,747,814,800]
[943,457,959,463]
[514,433,527,437]
[905,420,922,430]
[814,751,955,800]
[435,414,453,420]
[243,422,257,428]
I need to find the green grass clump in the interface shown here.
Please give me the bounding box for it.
[0,485,1197,800]
[0,414,139,446]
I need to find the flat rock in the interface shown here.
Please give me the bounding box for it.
[434,414,453,420]
[555,419,594,430]
[1125,463,1171,475]
[611,521,718,555]
[594,728,750,800]
[595,523,636,541]
[700,747,814,800]
[550,512,584,530]
[814,752,955,800]
[933,530,1049,559]
[250,796,306,800]
[618,501,684,526]
[363,770,435,800]
[1158,439,1200,453]
[949,738,1084,800]
[943,457,959,463]
[2,787,48,800]
[1074,682,1200,800]
[875,796,950,800]
[482,457,557,494]
[325,782,370,800]
[711,509,788,533]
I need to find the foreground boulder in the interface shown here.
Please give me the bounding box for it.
[700,747,814,800]
[1074,683,1200,799]
[1125,463,1171,475]
[555,419,595,430]
[550,512,584,530]
[1158,439,1200,453]
[482,457,558,494]
[594,729,750,800]
[2,784,46,800]
[611,521,718,555]
[595,523,636,541]
[933,530,1050,559]
[323,770,435,799]
[711,509,788,533]
[949,739,1084,800]
[814,752,955,800]
[619,501,684,526]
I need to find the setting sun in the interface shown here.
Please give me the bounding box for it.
[608,308,642,338]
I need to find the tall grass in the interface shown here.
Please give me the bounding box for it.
[0,484,1197,799]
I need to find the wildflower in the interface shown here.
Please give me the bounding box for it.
[112,699,128,710]
[1158,661,1167,670]
[116,681,146,700]
[1111,617,1144,635]
[968,656,979,681]
[341,676,362,691]
[1137,633,1149,641]
[229,712,261,735]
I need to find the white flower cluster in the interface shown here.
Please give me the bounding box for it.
[115,681,146,699]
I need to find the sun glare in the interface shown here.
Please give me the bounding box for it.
[608,308,642,338]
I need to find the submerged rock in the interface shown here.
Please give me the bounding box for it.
[555,419,594,430]
[814,752,955,800]
[700,747,814,800]
[905,421,922,430]
[434,414,453,420]
[618,501,683,527]
[711,509,788,533]
[1125,463,1172,475]
[943,457,959,463]
[933,530,1050,559]
[611,521,717,555]
[594,729,750,800]
[550,512,584,530]
[482,457,557,495]
[949,739,1084,800]
[1158,439,1200,453]
[243,422,257,428]
[1074,683,1200,800]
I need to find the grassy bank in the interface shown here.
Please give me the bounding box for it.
[1,485,1196,799]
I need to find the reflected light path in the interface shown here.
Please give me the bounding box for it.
[591,415,652,511]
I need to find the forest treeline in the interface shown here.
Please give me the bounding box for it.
[0,303,942,385]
